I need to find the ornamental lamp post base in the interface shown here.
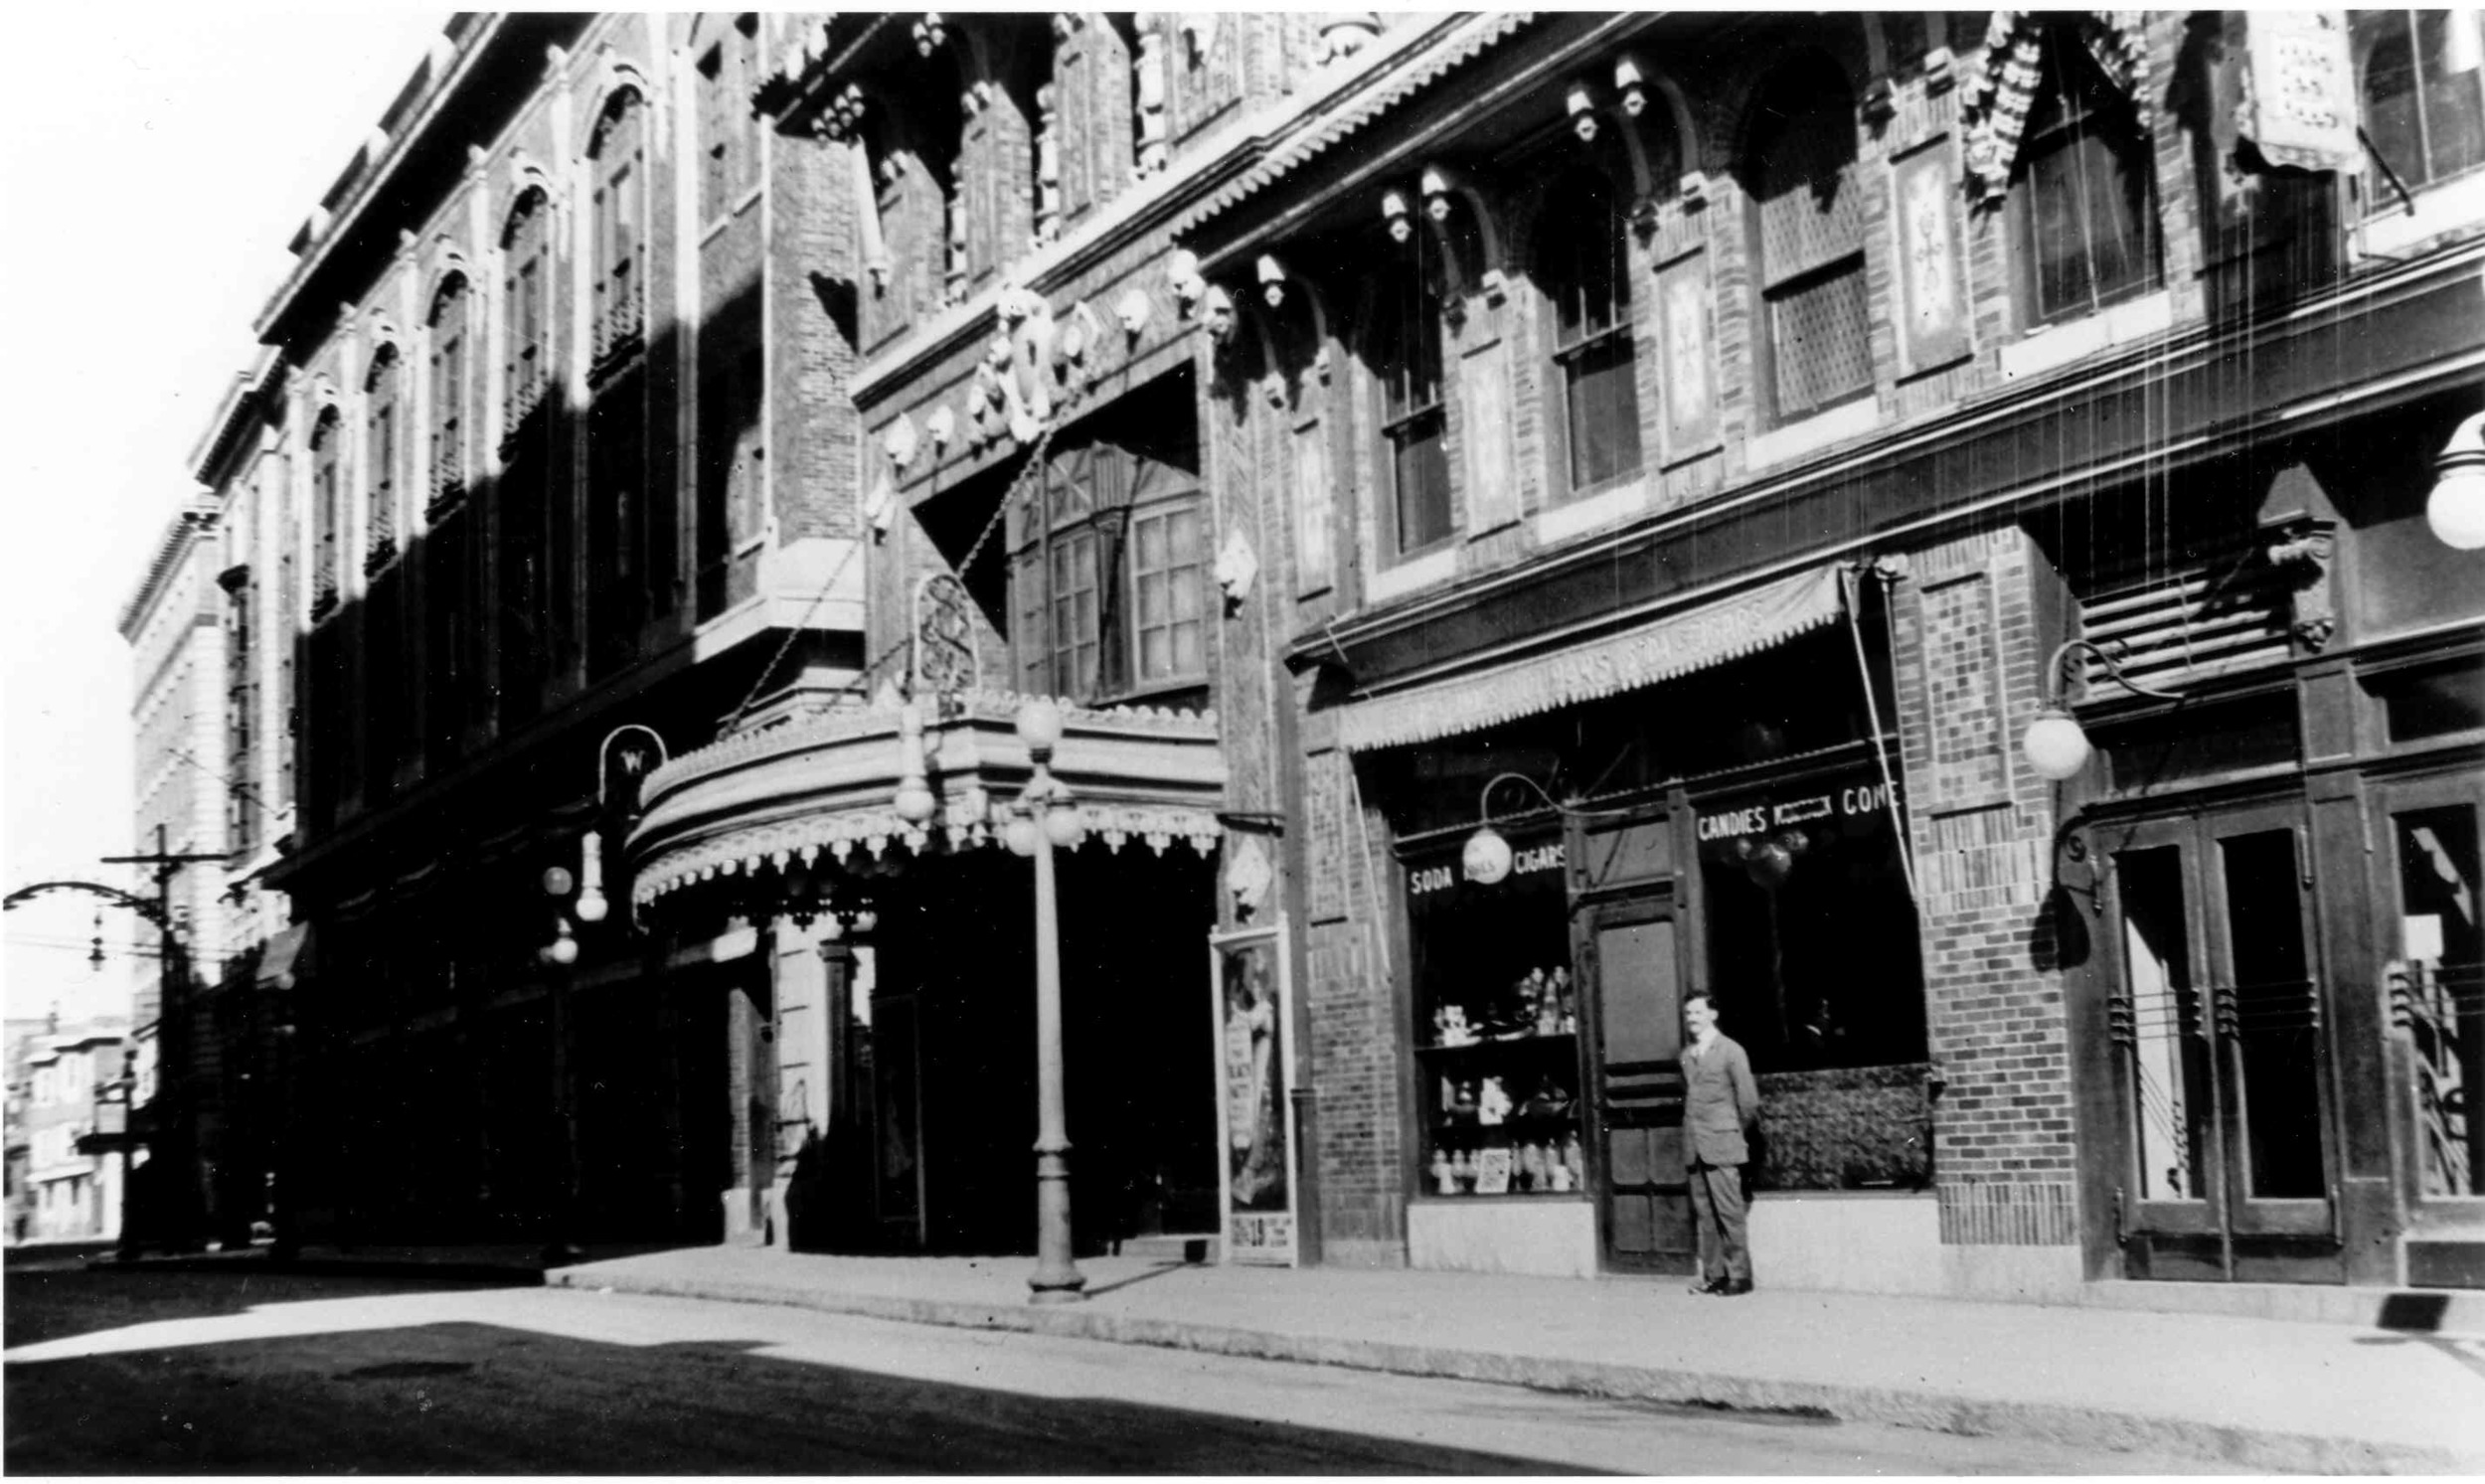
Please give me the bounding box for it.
[1028,1143,1086,1303]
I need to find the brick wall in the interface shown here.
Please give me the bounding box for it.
[1887,526,2079,1246]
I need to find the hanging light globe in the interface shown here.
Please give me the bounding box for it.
[1004,813,1041,858]
[2426,412,2485,551]
[1462,825,1513,885]
[2022,706,2093,782]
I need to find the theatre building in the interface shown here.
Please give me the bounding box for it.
[172,9,2483,1298]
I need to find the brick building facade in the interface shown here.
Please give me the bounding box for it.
[152,11,2484,1294]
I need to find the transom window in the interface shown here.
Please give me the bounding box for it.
[1540,164,1643,491]
[1747,58,1874,421]
[1009,389,1206,703]
[2011,24,2159,323]
[1370,225,1452,558]
[2358,10,2485,202]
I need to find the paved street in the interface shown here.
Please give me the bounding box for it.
[5,1268,2231,1474]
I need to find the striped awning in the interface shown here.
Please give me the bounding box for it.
[1337,565,1847,753]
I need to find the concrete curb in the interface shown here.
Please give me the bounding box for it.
[85,1251,544,1285]
[546,1267,2482,1475]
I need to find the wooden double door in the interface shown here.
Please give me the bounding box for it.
[2097,801,2344,1281]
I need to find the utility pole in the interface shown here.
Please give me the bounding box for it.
[100,824,226,1253]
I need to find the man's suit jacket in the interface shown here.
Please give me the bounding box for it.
[1683,1033,1759,1168]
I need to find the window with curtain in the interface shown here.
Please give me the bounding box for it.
[590,90,647,363]
[1009,387,1206,703]
[427,276,467,507]
[365,348,403,568]
[2011,25,2159,323]
[2358,10,2485,203]
[1747,58,1874,421]
[1540,164,1643,492]
[1371,225,1452,558]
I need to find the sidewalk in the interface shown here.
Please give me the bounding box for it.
[542,1246,2485,1475]
[91,1240,2485,1473]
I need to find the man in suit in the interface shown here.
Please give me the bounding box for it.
[1682,991,1759,1295]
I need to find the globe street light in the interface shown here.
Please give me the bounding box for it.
[1011,698,1087,1302]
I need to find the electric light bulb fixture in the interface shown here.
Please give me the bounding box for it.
[894,700,938,825]
[2020,639,2182,782]
[2426,410,2485,551]
[1459,772,1567,885]
[575,831,607,922]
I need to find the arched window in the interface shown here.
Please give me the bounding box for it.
[1539,165,1642,492]
[1369,225,1451,560]
[364,347,404,568]
[1745,58,1873,422]
[2357,10,2485,200]
[503,188,554,431]
[427,275,468,505]
[310,408,343,616]
[2008,24,2158,324]
[589,89,648,363]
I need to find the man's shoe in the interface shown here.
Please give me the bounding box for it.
[1721,1278,1753,1295]
[1689,1278,1727,1295]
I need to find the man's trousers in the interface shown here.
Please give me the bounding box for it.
[1686,1159,1750,1285]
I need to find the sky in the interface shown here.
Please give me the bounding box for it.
[0,8,453,1029]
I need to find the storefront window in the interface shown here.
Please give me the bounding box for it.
[1406,828,1587,1198]
[1694,766,1930,1189]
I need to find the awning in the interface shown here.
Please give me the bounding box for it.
[627,692,1230,908]
[255,923,313,990]
[1337,565,1847,753]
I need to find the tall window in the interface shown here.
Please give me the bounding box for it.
[590,90,647,363]
[2010,25,2159,323]
[503,188,553,430]
[310,409,343,616]
[1747,58,1873,421]
[2358,10,2485,201]
[365,347,403,568]
[427,276,468,507]
[222,559,256,854]
[1540,165,1643,491]
[1010,385,1206,703]
[1371,226,1451,558]
[699,16,763,223]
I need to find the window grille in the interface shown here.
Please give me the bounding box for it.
[1750,62,1873,420]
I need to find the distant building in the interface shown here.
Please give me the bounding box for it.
[12,1020,130,1243]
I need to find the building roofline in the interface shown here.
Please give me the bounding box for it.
[115,504,221,641]
[185,349,285,488]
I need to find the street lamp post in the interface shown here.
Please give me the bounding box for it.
[1011,700,1087,1302]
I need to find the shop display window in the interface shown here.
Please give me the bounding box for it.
[1694,766,1930,1190]
[1406,828,1588,1198]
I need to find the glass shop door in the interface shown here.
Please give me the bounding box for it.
[2103,803,2342,1281]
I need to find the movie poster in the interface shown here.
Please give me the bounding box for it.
[1210,919,1297,1265]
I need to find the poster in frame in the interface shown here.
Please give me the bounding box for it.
[1210,916,1298,1265]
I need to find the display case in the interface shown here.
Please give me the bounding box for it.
[1405,828,1588,1198]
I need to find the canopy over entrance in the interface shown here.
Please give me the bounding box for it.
[627,691,1229,908]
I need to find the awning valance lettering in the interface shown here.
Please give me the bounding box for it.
[1337,565,1845,753]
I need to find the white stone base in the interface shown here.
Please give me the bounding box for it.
[1408,1198,1597,1279]
[1749,1192,2083,1299]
